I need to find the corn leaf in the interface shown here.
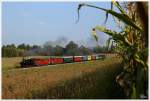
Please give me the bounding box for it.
[106,10,142,31]
[111,2,113,10]
[106,37,112,50]
[77,3,143,32]
[136,66,145,98]
[94,26,123,39]
[112,1,126,14]
[76,4,85,23]
[103,12,109,24]
[131,84,136,99]
[134,53,147,68]
[94,26,132,46]
[91,29,98,42]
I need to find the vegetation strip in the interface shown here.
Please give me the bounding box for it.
[2,55,123,99]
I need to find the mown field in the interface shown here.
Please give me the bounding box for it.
[2,54,125,99]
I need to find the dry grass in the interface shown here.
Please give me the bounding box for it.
[2,54,124,99]
[2,57,22,70]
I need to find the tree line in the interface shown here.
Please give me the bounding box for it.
[2,41,110,57]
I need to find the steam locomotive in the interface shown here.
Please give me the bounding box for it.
[20,54,106,68]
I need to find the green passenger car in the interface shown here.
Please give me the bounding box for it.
[97,54,106,60]
[63,56,73,63]
[96,55,99,60]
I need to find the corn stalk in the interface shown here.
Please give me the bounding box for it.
[77,1,148,99]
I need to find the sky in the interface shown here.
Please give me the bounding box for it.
[2,2,119,47]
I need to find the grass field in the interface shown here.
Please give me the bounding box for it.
[2,54,125,99]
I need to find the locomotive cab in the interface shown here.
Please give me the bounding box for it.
[20,58,35,67]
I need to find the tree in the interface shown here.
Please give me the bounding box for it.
[93,46,103,53]
[65,41,79,56]
[79,45,91,55]
[65,41,78,49]
[2,47,18,57]
[53,45,64,56]
[32,45,40,49]
[43,43,53,56]
[18,43,26,49]
[26,44,32,50]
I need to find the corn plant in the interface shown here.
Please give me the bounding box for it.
[77,1,148,99]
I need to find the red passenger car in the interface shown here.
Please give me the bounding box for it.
[73,56,82,62]
[49,57,63,64]
[33,58,49,66]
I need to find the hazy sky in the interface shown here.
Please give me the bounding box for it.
[2,2,119,47]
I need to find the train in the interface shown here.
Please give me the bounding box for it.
[20,54,106,68]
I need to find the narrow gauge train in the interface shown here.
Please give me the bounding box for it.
[20,54,106,68]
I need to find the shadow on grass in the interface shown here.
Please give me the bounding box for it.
[27,63,125,99]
